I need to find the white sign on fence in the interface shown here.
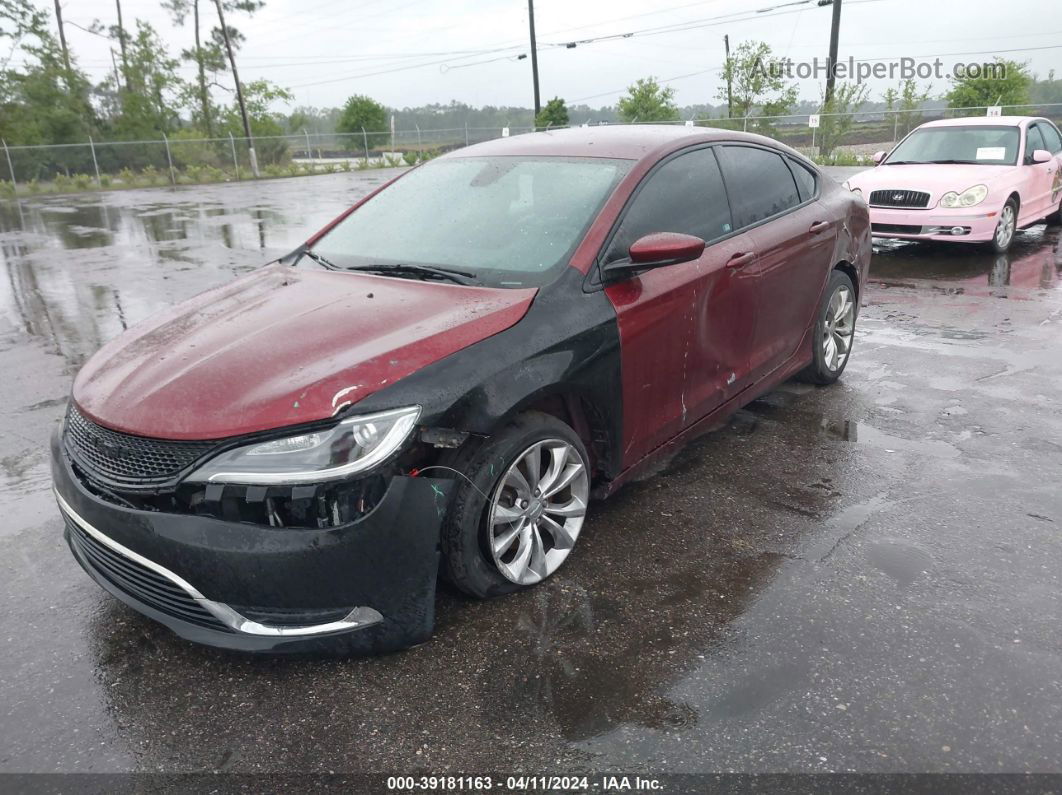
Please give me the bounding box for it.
[502,127,510,137]
[987,106,1003,117]
[808,114,821,129]
[684,119,694,127]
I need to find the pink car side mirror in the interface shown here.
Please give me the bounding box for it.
[872,151,887,165]
[1031,149,1052,164]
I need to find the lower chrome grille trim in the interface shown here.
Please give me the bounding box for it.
[57,489,384,637]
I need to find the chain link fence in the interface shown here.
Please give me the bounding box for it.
[3,103,1061,197]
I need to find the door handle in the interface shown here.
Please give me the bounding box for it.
[726,251,756,269]
[809,221,830,234]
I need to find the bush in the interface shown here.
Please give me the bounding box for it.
[118,167,136,186]
[0,180,13,197]
[73,174,94,190]
[385,155,403,168]
[402,151,418,166]
[27,178,41,194]
[54,173,72,192]
[141,165,161,185]
[99,174,112,188]
[341,160,352,172]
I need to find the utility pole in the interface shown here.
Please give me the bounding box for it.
[213,0,259,177]
[823,0,842,106]
[527,0,541,118]
[115,0,129,90]
[724,34,733,118]
[53,0,73,79]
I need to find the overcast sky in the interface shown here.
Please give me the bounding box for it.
[57,0,1062,112]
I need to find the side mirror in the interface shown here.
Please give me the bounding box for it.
[603,233,706,280]
[1031,149,1052,164]
[872,151,887,165]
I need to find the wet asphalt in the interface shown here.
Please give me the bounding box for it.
[0,167,1060,776]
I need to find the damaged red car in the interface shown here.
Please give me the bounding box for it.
[52,126,870,653]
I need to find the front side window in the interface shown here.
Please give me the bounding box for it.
[1039,122,1062,154]
[308,156,631,288]
[716,145,801,229]
[1025,125,1047,162]
[605,147,733,263]
[884,125,1020,166]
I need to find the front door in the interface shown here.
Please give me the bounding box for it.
[602,146,759,468]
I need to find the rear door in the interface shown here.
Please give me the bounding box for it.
[601,146,759,467]
[716,145,835,380]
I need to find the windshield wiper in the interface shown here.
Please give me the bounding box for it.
[924,159,981,165]
[301,249,339,270]
[347,263,477,285]
[882,160,921,165]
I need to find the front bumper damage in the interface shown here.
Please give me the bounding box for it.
[51,429,454,654]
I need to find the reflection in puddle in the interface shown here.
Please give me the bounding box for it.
[0,172,402,367]
[870,223,1062,296]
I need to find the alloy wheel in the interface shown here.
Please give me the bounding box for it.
[995,204,1015,249]
[822,284,855,372]
[487,439,589,585]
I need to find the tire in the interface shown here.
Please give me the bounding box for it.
[990,198,1018,253]
[440,411,591,599]
[798,269,857,386]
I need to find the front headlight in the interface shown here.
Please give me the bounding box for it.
[185,406,421,485]
[939,184,988,209]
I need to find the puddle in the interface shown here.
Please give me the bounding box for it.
[865,539,934,587]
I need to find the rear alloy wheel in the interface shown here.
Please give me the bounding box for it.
[798,269,857,385]
[992,199,1017,253]
[441,412,591,598]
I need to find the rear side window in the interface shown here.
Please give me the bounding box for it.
[787,158,818,202]
[605,147,733,262]
[717,146,801,229]
[1036,122,1062,154]
[1025,125,1046,162]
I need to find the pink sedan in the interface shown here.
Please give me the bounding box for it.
[846,116,1062,252]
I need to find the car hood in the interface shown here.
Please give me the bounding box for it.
[848,163,1021,203]
[73,262,537,440]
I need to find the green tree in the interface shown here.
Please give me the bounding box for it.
[164,0,230,136]
[817,81,870,159]
[945,58,1031,114]
[218,79,292,164]
[337,94,388,147]
[717,40,795,123]
[617,77,679,123]
[534,96,568,129]
[883,78,931,138]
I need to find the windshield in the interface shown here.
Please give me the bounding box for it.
[885,125,1020,166]
[307,156,631,288]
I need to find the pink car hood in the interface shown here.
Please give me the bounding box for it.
[73,263,536,440]
[848,163,1023,204]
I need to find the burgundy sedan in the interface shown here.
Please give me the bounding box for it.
[52,126,871,653]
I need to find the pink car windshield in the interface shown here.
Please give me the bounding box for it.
[885,126,1020,166]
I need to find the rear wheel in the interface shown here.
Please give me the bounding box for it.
[798,269,857,385]
[441,412,590,599]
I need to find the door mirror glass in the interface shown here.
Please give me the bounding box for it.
[872,150,888,165]
[603,233,705,280]
[1031,148,1052,164]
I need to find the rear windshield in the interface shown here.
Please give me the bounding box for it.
[308,156,631,288]
[884,125,1020,166]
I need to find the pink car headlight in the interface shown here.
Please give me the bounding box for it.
[939,184,988,209]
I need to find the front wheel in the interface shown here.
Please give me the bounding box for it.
[798,269,857,385]
[441,412,591,599]
[990,198,1018,253]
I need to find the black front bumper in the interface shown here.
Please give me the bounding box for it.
[51,429,454,654]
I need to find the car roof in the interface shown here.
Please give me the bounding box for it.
[918,116,1033,129]
[441,124,802,162]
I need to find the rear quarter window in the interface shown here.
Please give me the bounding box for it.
[787,158,818,202]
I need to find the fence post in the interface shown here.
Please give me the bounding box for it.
[229,132,240,181]
[162,133,177,187]
[361,126,370,165]
[88,137,102,189]
[304,129,312,164]
[893,113,899,145]
[464,121,469,147]
[3,138,17,196]
[742,115,748,132]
